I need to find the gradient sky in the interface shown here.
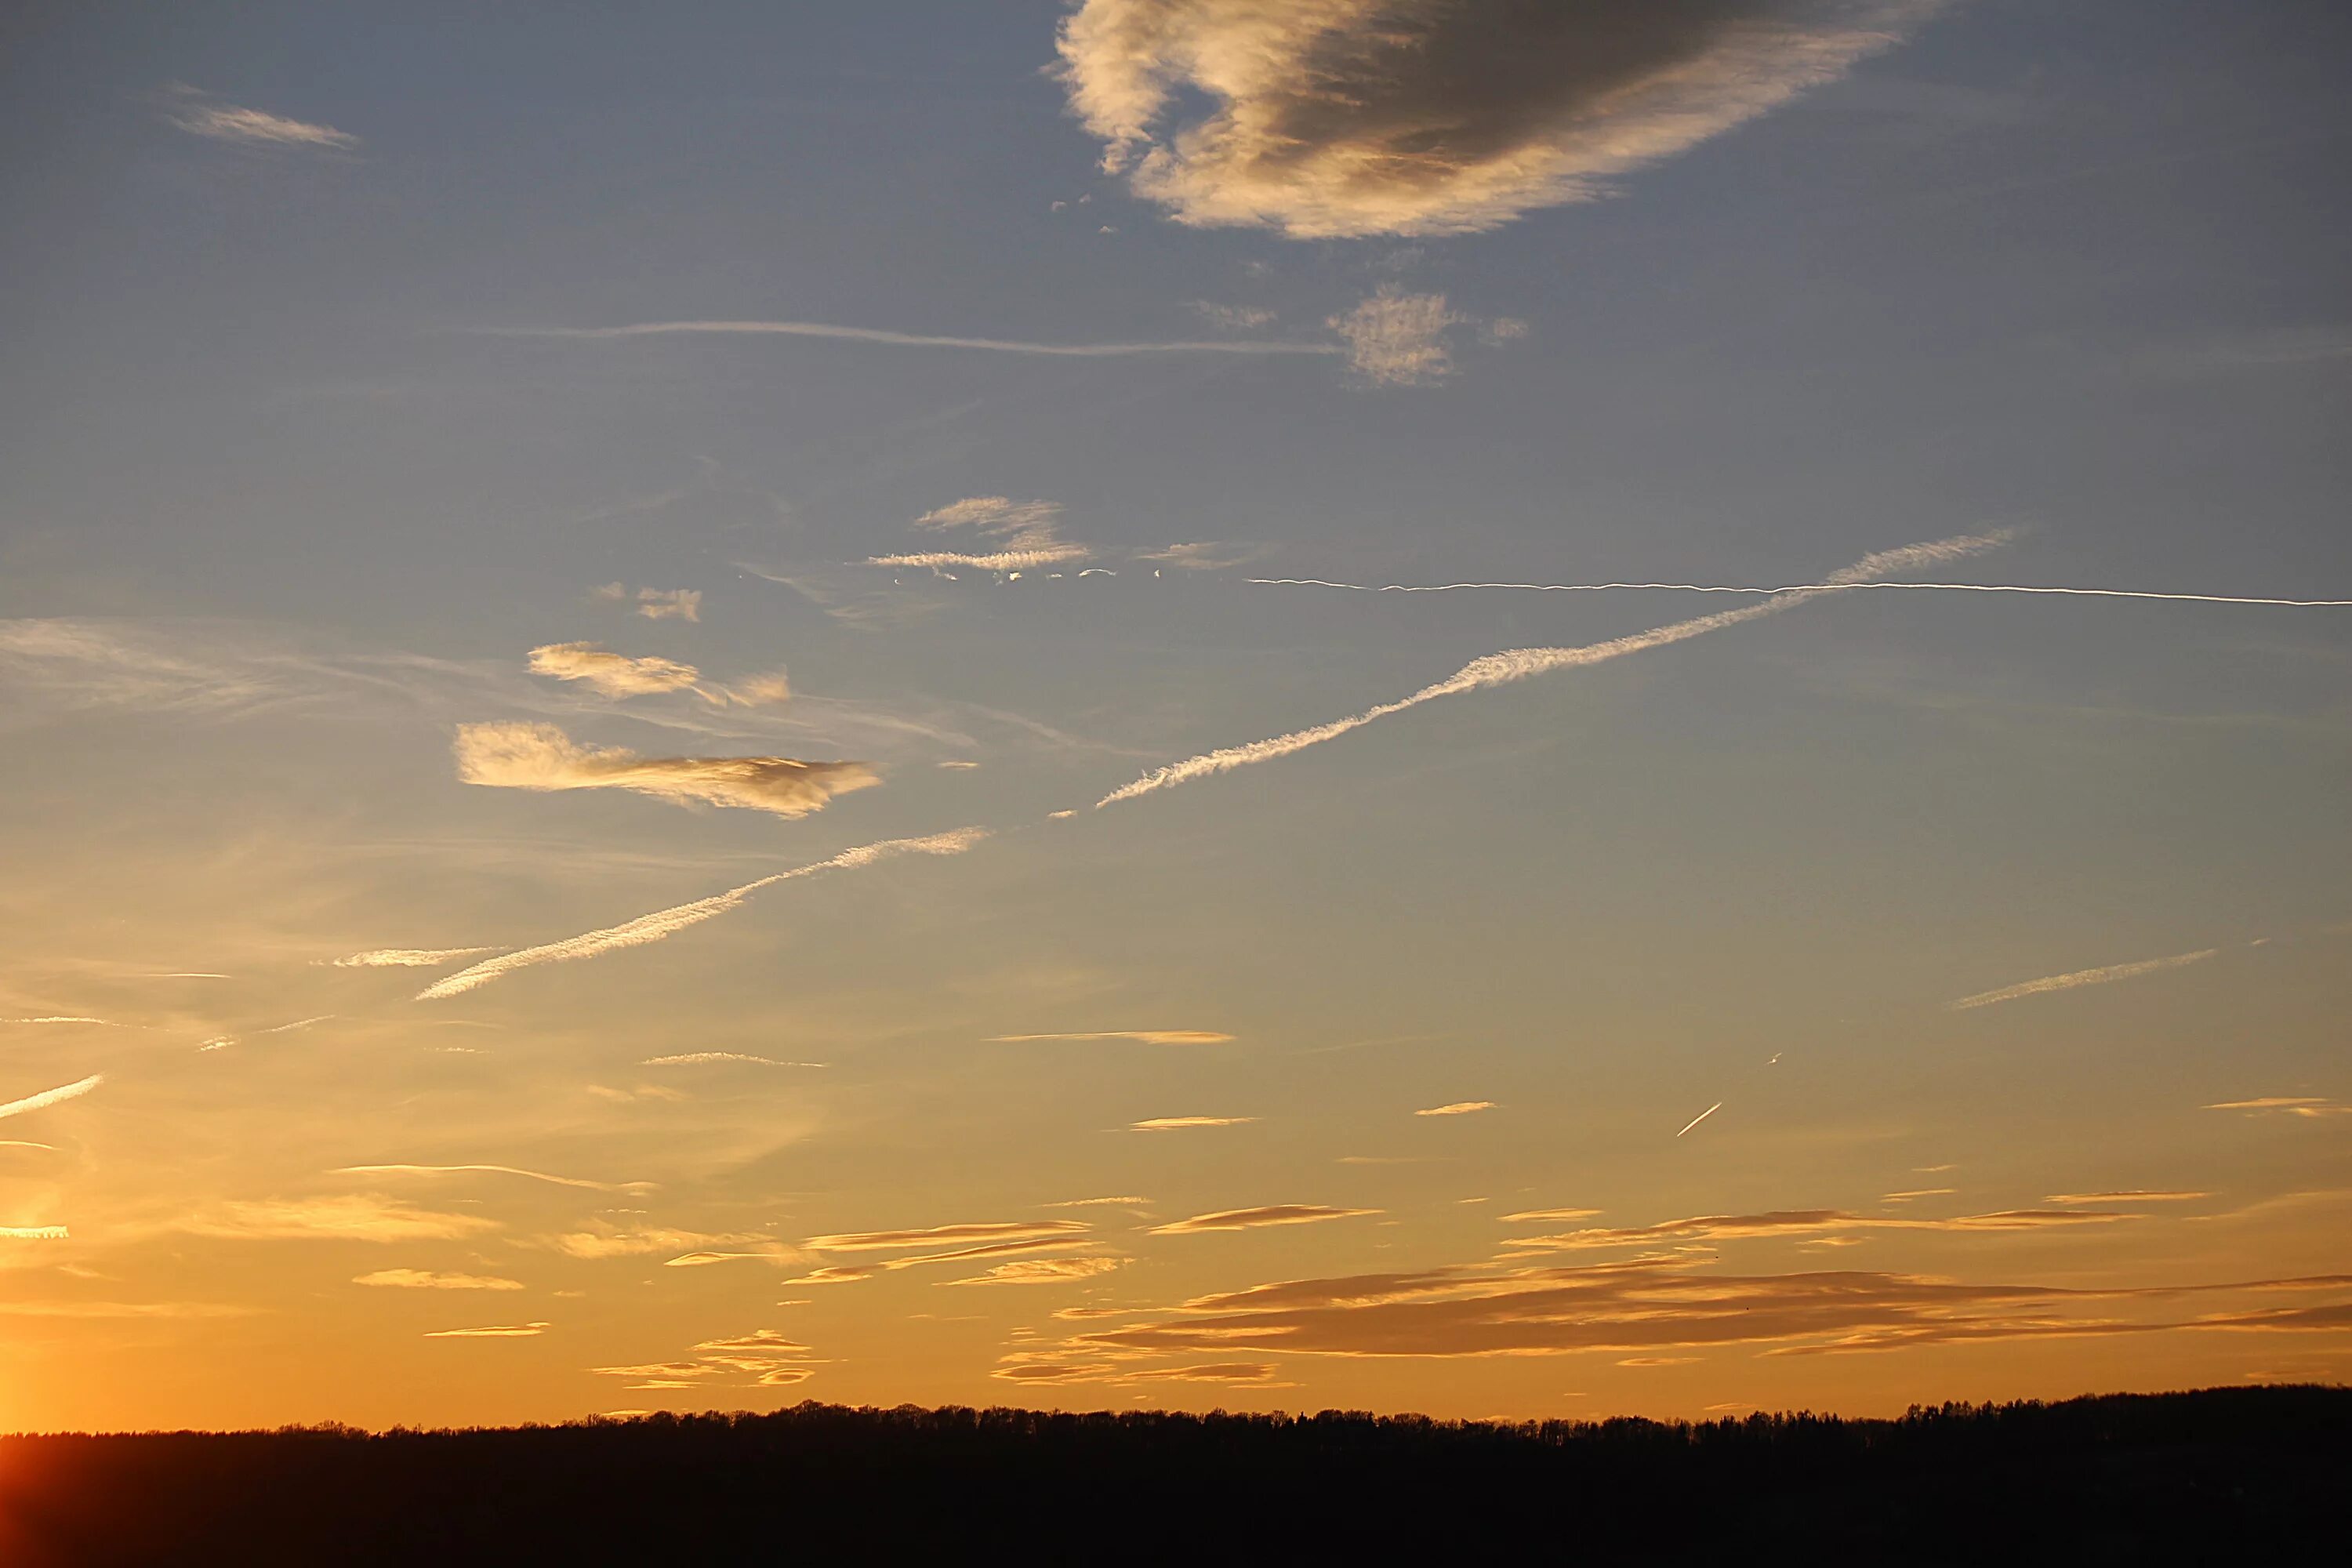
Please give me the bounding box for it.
[2,0,2348,1432]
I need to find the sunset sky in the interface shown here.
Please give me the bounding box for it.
[3,1,2348,1432]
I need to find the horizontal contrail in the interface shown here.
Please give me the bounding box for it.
[416,828,989,1000]
[332,1163,657,1193]
[466,320,1341,358]
[0,1073,103,1122]
[1247,579,2352,608]
[1100,533,2007,807]
[1950,948,2220,1010]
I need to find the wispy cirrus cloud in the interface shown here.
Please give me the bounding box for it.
[332,947,498,969]
[472,321,1338,358]
[990,1029,1235,1046]
[1131,1115,1256,1131]
[2206,1097,2352,1120]
[869,497,1092,572]
[1099,533,2008,806]
[1415,1101,1496,1117]
[164,86,358,150]
[1951,947,2220,1010]
[804,1220,1091,1253]
[527,643,791,706]
[1149,1204,1380,1236]
[176,1194,498,1243]
[1498,1207,2145,1253]
[416,827,987,1000]
[0,1074,103,1123]
[945,1256,1129,1287]
[543,1225,771,1261]
[423,1322,548,1338]
[354,1269,524,1291]
[453,721,878,819]
[639,1052,826,1068]
[1054,0,1936,238]
[331,1163,656,1194]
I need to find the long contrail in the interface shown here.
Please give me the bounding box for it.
[466,320,1341,358]
[1950,947,2220,1010]
[416,828,988,1000]
[332,1163,656,1193]
[1099,533,2008,807]
[1677,1102,1723,1138]
[1247,579,2352,608]
[0,1073,103,1122]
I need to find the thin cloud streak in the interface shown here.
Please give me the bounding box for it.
[416,828,987,1000]
[1951,948,2220,1010]
[1247,578,2352,608]
[0,1074,103,1122]
[1101,533,2008,806]
[990,1030,1236,1046]
[467,320,1341,357]
[332,1163,656,1193]
[1676,1102,1723,1138]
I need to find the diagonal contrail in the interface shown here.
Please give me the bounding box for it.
[1099,533,2009,807]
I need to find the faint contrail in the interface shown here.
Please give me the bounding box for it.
[0,1073,103,1122]
[332,1163,657,1193]
[1949,947,2220,1010]
[466,320,1341,358]
[1247,579,2352,608]
[1100,533,2008,807]
[416,828,989,1000]
[1676,1102,1723,1138]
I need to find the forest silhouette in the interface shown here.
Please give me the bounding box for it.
[0,1385,2342,1562]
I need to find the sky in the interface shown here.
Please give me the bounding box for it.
[2,0,2348,1432]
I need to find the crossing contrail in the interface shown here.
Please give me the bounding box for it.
[1098,533,2008,808]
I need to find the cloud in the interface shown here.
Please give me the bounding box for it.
[1149,1204,1381,1235]
[946,1257,1131,1286]
[1,1017,111,1025]
[786,1265,883,1285]
[526,643,704,698]
[0,1225,68,1240]
[0,1073,103,1122]
[177,1194,499,1243]
[870,497,1092,572]
[1499,1207,1602,1224]
[1131,1116,1257,1131]
[634,589,702,622]
[332,947,497,968]
[354,1269,524,1291]
[1098,532,2008,806]
[1327,288,1461,385]
[663,1246,800,1268]
[1053,0,1935,238]
[165,87,357,149]
[2044,1191,2209,1205]
[1499,1207,2141,1253]
[804,1220,1091,1253]
[330,1163,655,1194]
[470,320,1338,358]
[543,1225,770,1260]
[989,1029,1235,1046]
[1415,1102,1496,1117]
[1136,542,1272,572]
[1950,947,2220,1010]
[1189,302,1276,330]
[1046,1196,1153,1209]
[1243,575,2352,608]
[452,721,877,819]
[423,1322,549,1338]
[2205,1097,2352,1120]
[416,828,987,1000]
[993,1356,1281,1386]
[639,1052,826,1068]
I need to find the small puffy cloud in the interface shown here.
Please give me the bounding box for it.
[424,1321,548,1338]
[1189,302,1277,330]
[165,87,357,149]
[354,1269,524,1291]
[990,1030,1235,1046]
[1131,1115,1255,1131]
[804,1220,1090,1253]
[635,588,702,622]
[1327,288,1461,385]
[527,643,703,698]
[946,1256,1130,1287]
[870,497,1090,572]
[1149,1204,1380,1236]
[1415,1101,1497,1117]
[178,1195,498,1243]
[1054,0,1933,238]
[453,721,877,819]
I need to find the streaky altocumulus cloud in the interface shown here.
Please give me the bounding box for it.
[989,1029,1236,1046]
[1149,1204,1381,1235]
[870,497,1091,573]
[416,827,987,1000]
[1072,1259,2352,1361]
[354,1269,524,1291]
[1054,0,1936,238]
[0,1074,103,1122]
[946,1256,1131,1286]
[528,643,791,707]
[332,947,497,969]
[176,1194,497,1243]
[804,1220,1091,1253]
[1101,532,2008,806]
[1949,947,2220,1010]
[454,721,877,819]
[331,1163,656,1194]
[164,85,358,149]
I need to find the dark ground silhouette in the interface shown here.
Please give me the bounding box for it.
[1,1385,2343,1563]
